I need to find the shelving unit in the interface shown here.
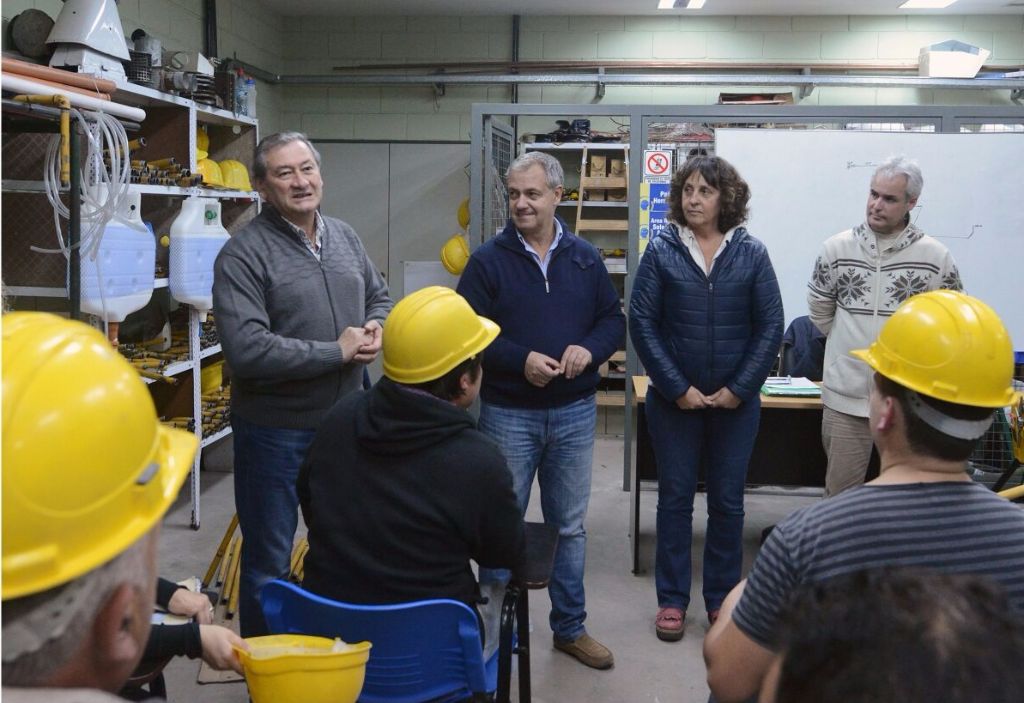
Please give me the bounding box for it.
[524,142,631,272]
[1,82,258,529]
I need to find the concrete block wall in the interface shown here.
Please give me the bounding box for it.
[277,14,515,141]
[1,0,285,135]
[277,13,1024,142]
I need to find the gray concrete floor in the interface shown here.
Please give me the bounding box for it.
[156,436,819,703]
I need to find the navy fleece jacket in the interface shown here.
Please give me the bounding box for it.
[457,218,625,409]
[629,224,784,403]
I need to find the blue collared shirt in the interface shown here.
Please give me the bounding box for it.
[516,220,564,279]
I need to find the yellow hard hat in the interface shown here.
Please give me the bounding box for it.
[197,158,224,188]
[2,313,197,600]
[196,126,210,153]
[851,290,1018,408]
[220,159,253,192]
[383,286,499,384]
[456,197,470,230]
[237,635,371,703]
[440,233,470,276]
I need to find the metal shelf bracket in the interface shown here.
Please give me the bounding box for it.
[798,67,814,100]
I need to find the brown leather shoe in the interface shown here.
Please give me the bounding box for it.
[553,633,614,669]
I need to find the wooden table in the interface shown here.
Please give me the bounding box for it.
[632,376,823,411]
[630,376,827,573]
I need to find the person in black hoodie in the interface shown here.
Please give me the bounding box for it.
[297,286,525,648]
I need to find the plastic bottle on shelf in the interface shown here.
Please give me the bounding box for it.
[234,71,248,116]
[80,189,156,327]
[169,197,231,321]
[244,78,257,118]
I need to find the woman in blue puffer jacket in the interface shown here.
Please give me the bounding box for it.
[629,155,783,642]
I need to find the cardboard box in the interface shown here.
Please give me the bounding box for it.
[588,154,607,177]
[607,188,627,202]
[919,40,990,78]
[609,158,626,177]
[586,189,607,201]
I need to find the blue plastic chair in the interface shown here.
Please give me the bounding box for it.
[261,580,500,703]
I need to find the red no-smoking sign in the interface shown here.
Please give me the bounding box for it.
[644,150,672,178]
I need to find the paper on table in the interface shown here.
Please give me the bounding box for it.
[761,377,821,396]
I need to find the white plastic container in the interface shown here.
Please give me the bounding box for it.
[169,197,230,321]
[80,191,155,322]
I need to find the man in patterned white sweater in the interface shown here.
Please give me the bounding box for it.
[703,290,1024,703]
[807,155,962,497]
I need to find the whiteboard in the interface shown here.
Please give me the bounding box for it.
[715,129,1024,344]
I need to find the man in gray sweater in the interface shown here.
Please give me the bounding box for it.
[213,132,392,637]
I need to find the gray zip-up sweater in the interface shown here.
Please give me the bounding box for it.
[213,207,392,429]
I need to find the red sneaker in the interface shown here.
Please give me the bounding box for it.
[655,607,685,642]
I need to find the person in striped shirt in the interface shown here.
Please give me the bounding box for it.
[703,290,1024,703]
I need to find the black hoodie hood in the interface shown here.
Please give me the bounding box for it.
[353,377,476,456]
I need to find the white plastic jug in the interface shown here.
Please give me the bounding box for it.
[80,191,155,322]
[169,196,230,321]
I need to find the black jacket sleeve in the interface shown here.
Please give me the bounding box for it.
[141,622,203,662]
[155,578,181,610]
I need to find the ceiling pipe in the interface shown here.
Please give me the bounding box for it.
[224,60,1024,93]
[328,59,1017,74]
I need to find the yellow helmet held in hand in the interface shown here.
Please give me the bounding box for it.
[220,159,253,191]
[851,290,1018,408]
[383,286,499,384]
[440,233,470,276]
[2,313,197,600]
[197,158,224,188]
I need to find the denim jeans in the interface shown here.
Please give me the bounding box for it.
[645,388,760,612]
[477,396,597,641]
[231,414,316,637]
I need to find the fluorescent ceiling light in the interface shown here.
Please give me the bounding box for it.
[658,0,706,8]
[899,0,958,8]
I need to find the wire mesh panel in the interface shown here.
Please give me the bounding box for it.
[969,408,1022,490]
[2,132,52,180]
[1,192,70,288]
[484,120,512,239]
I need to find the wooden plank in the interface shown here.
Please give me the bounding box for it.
[577,218,628,231]
[596,390,626,407]
[580,176,627,189]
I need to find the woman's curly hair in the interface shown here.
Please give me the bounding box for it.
[667,155,751,233]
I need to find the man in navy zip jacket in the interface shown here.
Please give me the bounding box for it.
[457,151,625,670]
